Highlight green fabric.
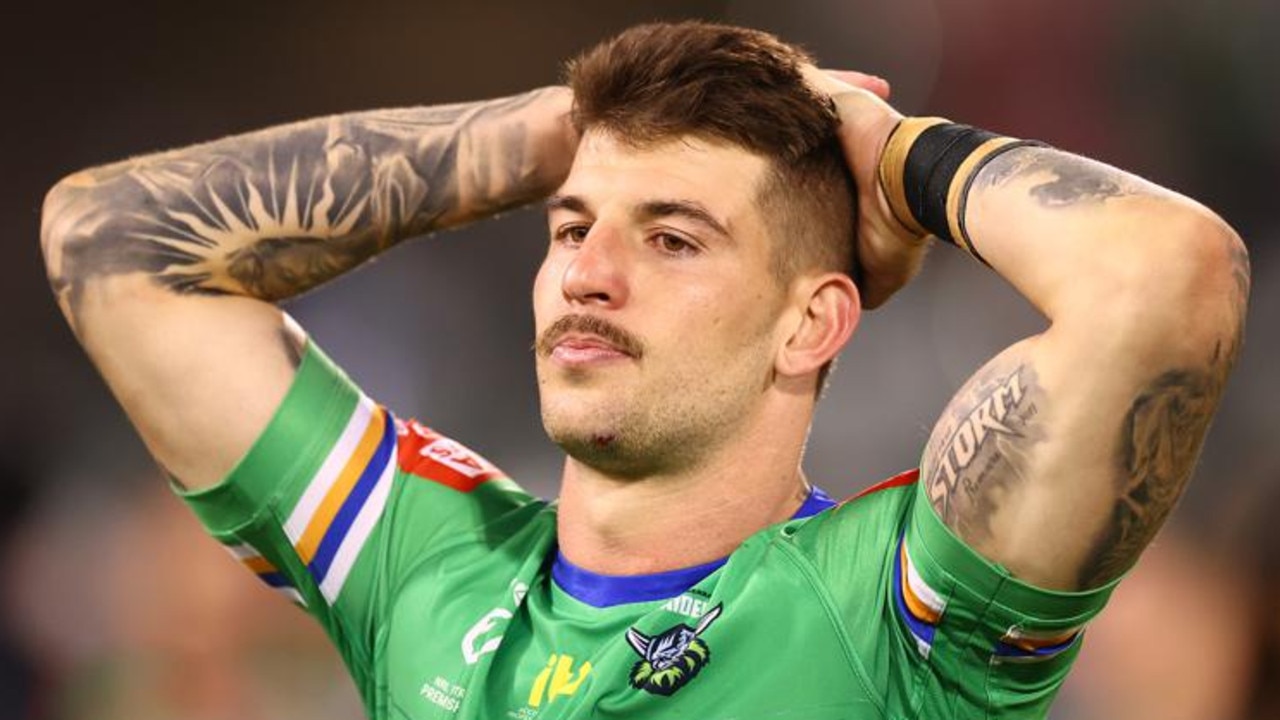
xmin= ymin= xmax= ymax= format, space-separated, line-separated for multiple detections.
xmin=176 ymin=342 xmax=1118 ymax=719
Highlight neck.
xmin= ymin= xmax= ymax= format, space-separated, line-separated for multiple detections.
xmin=556 ymin=398 xmax=813 ymax=575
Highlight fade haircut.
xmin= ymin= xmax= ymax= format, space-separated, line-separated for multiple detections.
xmin=565 ymin=21 xmax=857 ymax=284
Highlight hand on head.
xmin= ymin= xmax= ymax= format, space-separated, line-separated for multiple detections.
xmin=801 ymin=66 xmax=933 ymax=309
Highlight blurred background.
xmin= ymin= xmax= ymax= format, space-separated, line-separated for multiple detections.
xmin=2 ymin=0 xmax=1276 ymax=718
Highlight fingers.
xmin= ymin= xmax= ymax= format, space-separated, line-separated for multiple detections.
xmin=800 ymin=65 xmax=892 ymax=101
xmin=799 ymin=64 xmax=924 ymax=310
xmin=825 ymin=70 xmax=892 ymax=101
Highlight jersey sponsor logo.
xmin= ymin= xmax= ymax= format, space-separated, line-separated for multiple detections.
xmin=527 ymin=653 xmax=592 ymax=708
xmin=461 ymin=580 xmax=529 ymax=665
xmin=462 ymin=608 xmax=513 ymax=665
xmin=396 ymin=419 xmax=502 ymax=492
xmin=625 ymin=603 xmax=723 ymax=696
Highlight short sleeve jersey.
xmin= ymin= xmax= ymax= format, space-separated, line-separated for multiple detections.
xmin=178 ymin=342 xmax=1119 ymax=719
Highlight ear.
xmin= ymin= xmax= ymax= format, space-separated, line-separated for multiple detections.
xmin=776 ymin=273 xmax=861 ymax=380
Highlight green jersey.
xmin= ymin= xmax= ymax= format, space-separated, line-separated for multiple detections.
xmin=178 ymin=342 xmax=1117 ymax=719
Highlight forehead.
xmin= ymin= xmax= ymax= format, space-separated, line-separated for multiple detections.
xmin=557 ymin=131 xmax=773 ymax=226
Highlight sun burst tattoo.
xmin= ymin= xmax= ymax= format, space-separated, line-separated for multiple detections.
xmin=42 ymin=88 xmax=567 ymax=328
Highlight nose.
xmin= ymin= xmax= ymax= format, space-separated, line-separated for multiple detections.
xmin=561 ymin=225 xmax=630 ymax=308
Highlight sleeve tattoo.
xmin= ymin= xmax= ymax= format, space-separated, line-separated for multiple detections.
xmin=926 ymin=147 xmax=1250 ymax=589
xmin=42 ymin=88 xmax=565 ymax=329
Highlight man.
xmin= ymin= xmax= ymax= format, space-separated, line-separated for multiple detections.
xmin=40 ymin=20 xmax=1246 ymax=719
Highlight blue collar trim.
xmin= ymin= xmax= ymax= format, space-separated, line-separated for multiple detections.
xmin=552 ymin=485 xmax=837 ymax=608
xmin=793 ymin=485 xmax=836 ymax=519
xmin=551 ymin=554 xmax=730 ymax=609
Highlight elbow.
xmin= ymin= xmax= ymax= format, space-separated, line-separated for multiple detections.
xmin=40 ymin=174 xmax=94 ymax=280
xmin=41 ymin=173 xmax=113 ymax=328
xmin=40 ymin=180 xmax=70 ymax=261
xmin=40 ymin=178 xmax=79 ymax=292
xmin=1109 ymin=206 xmax=1249 ymax=358
xmin=1161 ymin=207 xmax=1247 ymax=336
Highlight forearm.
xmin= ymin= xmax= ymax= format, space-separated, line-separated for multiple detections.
xmin=961 ymin=145 xmax=1248 ymax=353
xmin=42 ymin=86 xmax=575 ymax=321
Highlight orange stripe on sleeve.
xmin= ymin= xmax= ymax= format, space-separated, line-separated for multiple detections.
xmin=899 ymin=544 xmax=942 ymax=624
xmin=296 ymin=407 xmax=385 ymax=563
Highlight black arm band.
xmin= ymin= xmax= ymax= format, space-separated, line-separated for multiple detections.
xmin=903 ymin=123 xmax=1003 ymax=244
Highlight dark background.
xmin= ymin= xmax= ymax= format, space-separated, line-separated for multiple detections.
xmin=1 ymin=1 xmax=1276 ymax=718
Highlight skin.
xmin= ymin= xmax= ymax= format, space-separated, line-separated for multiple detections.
xmin=815 ymin=74 xmax=1249 ymax=590
xmin=536 ymin=132 xmax=858 ymax=573
xmin=40 ymin=87 xmax=580 ymax=489
xmin=39 ymin=62 xmax=1246 ymax=595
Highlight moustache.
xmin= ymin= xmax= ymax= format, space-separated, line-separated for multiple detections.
xmin=535 ymin=314 xmax=645 ymax=360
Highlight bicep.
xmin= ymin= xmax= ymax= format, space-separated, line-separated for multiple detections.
xmin=921 ymin=320 xmax=1231 ymax=591
xmin=72 ymin=278 xmax=303 ymax=489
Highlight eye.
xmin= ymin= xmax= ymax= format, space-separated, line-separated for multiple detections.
xmin=553 ymin=224 xmax=590 ymax=245
xmin=652 ymin=232 xmax=698 ymax=256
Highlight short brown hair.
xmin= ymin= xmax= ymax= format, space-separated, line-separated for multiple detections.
xmin=565 ymin=21 xmax=857 ymax=283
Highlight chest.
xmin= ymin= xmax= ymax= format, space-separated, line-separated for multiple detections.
xmin=377 ymin=543 xmax=881 ymax=720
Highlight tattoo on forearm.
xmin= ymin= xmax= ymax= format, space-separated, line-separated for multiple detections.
xmin=925 ymin=363 xmax=1045 ymax=544
xmin=977 ymin=147 xmax=1136 ymax=208
xmin=42 ymin=88 xmax=564 ymax=328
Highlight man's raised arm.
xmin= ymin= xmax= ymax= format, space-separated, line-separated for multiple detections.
xmin=917 ymin=142 xmax=1247 ymax=591
xmin=40 ymin=87 xmax=576 ymax=489
xmin=816 ymin=74 xmax=1248 ymax=592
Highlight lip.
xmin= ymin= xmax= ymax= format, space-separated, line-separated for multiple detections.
xmin=549 ymin=334 xmax=634 ymax=366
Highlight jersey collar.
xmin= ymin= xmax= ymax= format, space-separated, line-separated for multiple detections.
xmin=551 ymin=485 xmax=836 ymax=608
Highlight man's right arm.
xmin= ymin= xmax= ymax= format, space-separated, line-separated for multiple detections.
xmin=40 ymin=87 xmax=576 ymax=489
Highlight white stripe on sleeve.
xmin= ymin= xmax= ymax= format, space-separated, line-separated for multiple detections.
xmin=318 ymin=452 xmax=397 ymax=604
xmin=284 ymin=394 xmax=377 ymax=545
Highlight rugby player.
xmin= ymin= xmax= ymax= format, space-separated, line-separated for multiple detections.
xmin=40 ymin=21 xmax=1248 ymax=719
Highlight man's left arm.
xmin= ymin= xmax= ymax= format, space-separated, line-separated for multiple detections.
xmin=812 ymin=70 xmax=1247 ymax=592
xmin=919 ymin=143 xmax=1248 ymax=592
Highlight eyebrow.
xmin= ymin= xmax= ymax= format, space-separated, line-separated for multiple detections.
xmin=546 ymin=194 xmax=733 ymax=241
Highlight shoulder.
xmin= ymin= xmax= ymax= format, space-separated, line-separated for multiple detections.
xmin=386 ymin=416 xmax=546 ymax=540
xmin=795 ymin=470 xmax=919 ymax=538
xmin=779 ymin=470 xmax=920 ymax=575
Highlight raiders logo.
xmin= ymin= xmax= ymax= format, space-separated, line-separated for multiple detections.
xmin=624 ymin=604 xmax=722 ymax=696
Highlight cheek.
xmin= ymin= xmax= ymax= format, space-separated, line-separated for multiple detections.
xmin=669 ymin=298 xmax=779 ymax=367
xmin=532 ymin=258 xmax=561 ymax=322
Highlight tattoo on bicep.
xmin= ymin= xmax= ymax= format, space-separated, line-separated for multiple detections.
xmin=1077 ymin=235 xmax=1249 ymax=587
xmin=1078 ymin=330 xmax=1242 ymax=588
xmin=976 ymin=147 xmax=1137 ymax=208
xmin=925 ymin=363 xmax=1047 ymax=544
xmin=1077 ymin=367 xmax=1219 ymax=587
xmin=44 ymin=89 xmax=552 ymax=326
